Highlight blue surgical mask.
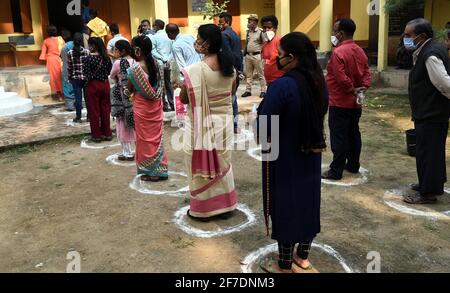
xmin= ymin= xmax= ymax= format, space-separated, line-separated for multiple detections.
xmin=403 ymin=36 xmax=420 ymax=51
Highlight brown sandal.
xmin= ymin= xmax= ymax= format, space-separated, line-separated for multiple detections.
xmin=403 ymin=194 xmax=437 ymax=205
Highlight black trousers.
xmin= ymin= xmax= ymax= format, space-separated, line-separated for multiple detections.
xmin=329 ymin=107 xmax=363 ymax=177
xmin=278 ymin=241 xmax=313 ymax=270
xmin=415 ymin=121 xmax=449 ymax=197
xmin=163 ymin=67 xmax=174 ymax=111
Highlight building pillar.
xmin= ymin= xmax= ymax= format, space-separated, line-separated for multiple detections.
xmin=275 ymin=0 xmax=290 ymax=36
xmin=153 ymin=0 xmax=169 ymax=23
xmin=377 ymin=0 xmax=389 ymax=72
xmin=30 ymin=0 xmax=43 ymax=51
xmin=319 ymin=0 xmax=333 ymax=52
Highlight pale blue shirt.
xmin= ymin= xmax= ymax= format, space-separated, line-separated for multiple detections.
xmin=172 ymin=34 xmax=201 ymax=71
xmin=150 ymin=30 xmax=173 ymax=64
xmin=107 ymin=34 xmax=128 ymax=56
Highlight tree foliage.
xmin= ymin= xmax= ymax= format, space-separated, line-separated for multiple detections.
xmin=201 ymin=0 xmax=230 ymax=20
xmin=385 ymin=0 xmax=424 ymax=13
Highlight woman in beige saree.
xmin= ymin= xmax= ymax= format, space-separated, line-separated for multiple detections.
xmin=180 ymin=24 xmax=238 ymax=220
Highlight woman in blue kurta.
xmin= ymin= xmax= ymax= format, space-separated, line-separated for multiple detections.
xmin=258 ymin=32 xmax=329 ymax=273
xmin=61 ymin=32 xmax=75 ymax=111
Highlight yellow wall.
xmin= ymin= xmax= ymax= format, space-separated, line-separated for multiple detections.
xmin=129 ymin=0 xmax=155 ymax=38
xmin=350 ymin=0 xmax=370 ymax=41
xmin=0 ymin=0 xmax=42 ymax=52
xmin=428 ymin=0 xmax=450 ymax=29
xmin=240 ymin=0 xmax=276 ymax=40
xmin=290 ymin=0 xmax=370 ymax=42
xmin=181 ymin=0 xmax=214 ymax=36
xmin=290 ymin=0 xmax=320 ymax=41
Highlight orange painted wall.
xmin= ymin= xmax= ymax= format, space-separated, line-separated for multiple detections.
xmin=168 ymin=0 xmax=189 ymax=27
xmin=89 ymin=0 xmax=132 ymax=41
xmin=0 ymin=50 xmax=44 ymax=67
xmin=0 ymin=0 xmax=14 ymax=34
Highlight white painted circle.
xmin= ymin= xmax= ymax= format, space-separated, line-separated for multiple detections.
xmin=321 ymin=164 xmax=369 ymax=187
xmin=80 ymin=138 xmax=121 ymax=150
xmin=173 ymin=204 xmax=257 ymax=238
xmin=106 ymin=154 xmax=135 ymax=167
xmin=129 ymin=171 xmax=189 ymax=197
xmin=241 ymin=242 xmax=355 ymax=273
xmin=234 ymin=129 xmax=254 ymax=145
xmin=65 ymin=119 xmax=88 ymax=128
xmin=383 ymin=188 xmax=450 ymax=221
xmin=247 ymin=149 xmax=369 ymax=188
xmin=50 ymin=108 xmax=87 ymax=116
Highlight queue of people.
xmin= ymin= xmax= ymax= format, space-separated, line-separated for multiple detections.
xmin=38 ymin=11 xmax=449 ymax=274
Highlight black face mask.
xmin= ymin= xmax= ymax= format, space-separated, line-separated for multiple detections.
xmin=276 ymin=56 xmax=292 ymax=71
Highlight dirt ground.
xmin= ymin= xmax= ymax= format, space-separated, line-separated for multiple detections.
xmin=0 ymin=92 xmax=449 ymax=273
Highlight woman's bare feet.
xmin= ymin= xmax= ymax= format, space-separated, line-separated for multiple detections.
xmin=293 ymin=256 xmax=319 ymax=273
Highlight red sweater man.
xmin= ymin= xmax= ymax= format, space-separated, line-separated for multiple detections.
xmin=323 ymin=19 xmax=372 ymax=181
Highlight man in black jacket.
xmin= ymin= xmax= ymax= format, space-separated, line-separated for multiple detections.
xmin=404 ymin=18 xmax=450 ymax=204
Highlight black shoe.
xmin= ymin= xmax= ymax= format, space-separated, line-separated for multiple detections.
xmin=322 ymin=171 xmax=342 ymax=181
xmin=90 ymin=137 xmax=103 ymax=143
xmin=345 ymin=166 xmax=360 ymax=174
xmin=73 ymin=118 xmax=82 ymax=124
xmin=410 ymin=183 xmax=421 ymax=192
xmin=260 ymin=92 xmax=266 ymax=99
xmin=102 ymin=136 xmax=113 ymax=142
xmin=242 ymin=91 xmax=252 ymax=98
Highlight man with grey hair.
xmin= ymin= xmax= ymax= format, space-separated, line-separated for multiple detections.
xmin=403 ymin=18 xmax=450 ymax=205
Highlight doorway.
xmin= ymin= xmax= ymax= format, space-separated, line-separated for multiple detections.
xmin=46 ymin=0 xmax=83 ymax=35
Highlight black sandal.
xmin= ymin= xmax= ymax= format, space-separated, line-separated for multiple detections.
xmin=141 ymin=175 xmax=160 ymax=182
xmin=118 ymin=155 xmax=134 ymax=162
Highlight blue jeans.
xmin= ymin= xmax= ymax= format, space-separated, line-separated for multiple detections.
xmin=233 ymin=79 xmax=240 ymax=130
xmin=71 ymin=80 xmax=86 ymax=119
xmin=233 ymin=95 xmax=238 ymax=130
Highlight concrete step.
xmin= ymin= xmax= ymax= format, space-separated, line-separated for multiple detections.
xmin=0 ymin=96 xmax=34 ymax=117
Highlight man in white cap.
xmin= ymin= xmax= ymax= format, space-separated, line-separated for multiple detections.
xmin=242 ymin=14 xmax=267 ymax=99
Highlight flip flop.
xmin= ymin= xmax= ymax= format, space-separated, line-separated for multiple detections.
xmin=260 ymin=258 xmax=292 ymax=274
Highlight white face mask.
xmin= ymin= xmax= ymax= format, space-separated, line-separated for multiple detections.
xmin=331 ymin=36 xmax=339 ymax=47
xmin=264 ymin=31 xmax=275 ymax=42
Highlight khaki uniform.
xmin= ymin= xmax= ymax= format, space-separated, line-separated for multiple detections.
xmin=244 ymin=28 xmax=267 ymax=93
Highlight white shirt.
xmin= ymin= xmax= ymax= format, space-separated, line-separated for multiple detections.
xmin=107 ymin=34 xmax=128 ymax=54
xmin=413 ymin=39 xmax=450 ymax=99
